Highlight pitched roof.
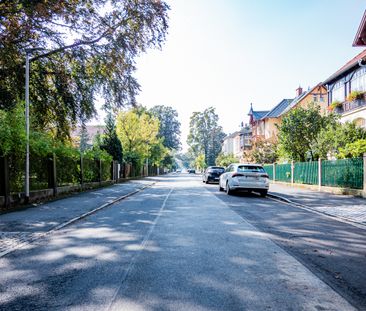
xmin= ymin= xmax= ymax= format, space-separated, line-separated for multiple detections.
xmin=262 ymin=99 xmax=293 ymax=118
xmin=353 ymin=10 xmax=366 ymax=46
xmin=323 ymin=49 xmax=366 ymax=84
xmin=252 ymin=110 xmax=269 ymax=120
xmin=281 ymin=83 xmax=324 ymax=115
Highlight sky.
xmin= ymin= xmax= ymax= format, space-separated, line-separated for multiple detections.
xmin=94 ymin=0 xmax=366 ymax=151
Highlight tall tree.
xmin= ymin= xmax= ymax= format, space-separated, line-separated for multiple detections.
xmin=115 ymin=108 xmax=160 ymax=165
xmin=149 ymin=105 xmax=181 ymax=150
xmin=313 ymin=121 xmax=366 ymax=159
xmin=187 ymin=107 xmax=225 ymax=166
xmin=277 ymin=105 xmax=334 ymax=162
xmin=0 ymin=0 xmax=169 ymax=138
xmin=101 ymin=112 xmax=123 ymax=162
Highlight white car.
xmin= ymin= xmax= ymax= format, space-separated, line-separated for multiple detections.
xmin=219 ymin=163 xmax=269 ymax=196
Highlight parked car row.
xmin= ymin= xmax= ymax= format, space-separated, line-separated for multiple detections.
xmin=202 ymin=164 xmax=269 ymax=197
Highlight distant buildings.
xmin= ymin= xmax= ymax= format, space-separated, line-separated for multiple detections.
xmin=222 ymin=10 xmax=366 ymax=160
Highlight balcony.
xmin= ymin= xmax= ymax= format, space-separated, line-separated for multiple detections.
xmin=330 ymin=98 xmax=366 ymax=114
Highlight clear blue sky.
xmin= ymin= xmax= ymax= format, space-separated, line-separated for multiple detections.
xmin=132 ymin=0 xmax=365 ymax=151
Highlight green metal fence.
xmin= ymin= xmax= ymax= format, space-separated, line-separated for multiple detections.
xmin=294 ymin=161 xmax=318 ymax=185
xmin=263 ymin=164 xmax=273 ymax=180
xmin=322 ymin=158 xmax=363 ymax=189
xmin=275 ymin=163 xmax=292 ymax=182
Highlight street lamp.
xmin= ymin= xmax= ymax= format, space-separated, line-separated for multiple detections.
xmin=24 ymin=48 xmax=44 ymax=202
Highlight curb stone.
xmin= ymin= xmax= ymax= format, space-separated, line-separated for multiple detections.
xmin=0 ymin=182 xmax=155 ymax=259
xmin=267 ymin=192 xmax=366 ymax=230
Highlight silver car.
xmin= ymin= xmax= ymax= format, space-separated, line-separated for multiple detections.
xmin=219 ymin=163 xmax=269 ymax=196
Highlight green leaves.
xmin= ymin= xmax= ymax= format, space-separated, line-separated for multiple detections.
xmin=149 ymin=105 xmax=181 ymax=150
xmin=188 ymin=107 xmax=225 ymax=166
xmin=277 ymin=105 xmax=333 ymax=161
xmin=215 ymin=153 xmax=238 ymax=167
xmin=0 ymin=0 xmax=169 ymax=137
xmin=116 ymin=108 xmax=161 ymax=165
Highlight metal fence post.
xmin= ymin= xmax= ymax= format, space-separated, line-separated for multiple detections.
xmin=273 ymin=163 xmax=276 ymax=183
xmin=47 ymin=153 xmax=57 ymax=196
xmin=363 ymin=153 xmax=366 ymax=196
xmin=318 ymin=158 xmax=322 ymax=191
xmin=80 ymin=155 xmax=84 ymax=188
xmin=0 ymin=156 xmax=10 ymax=208
xmin=291 ymin=160 xmax=294 ymax=185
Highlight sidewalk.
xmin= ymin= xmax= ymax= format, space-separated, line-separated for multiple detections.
xmin=269 ymin=183 xmax=366 ymax=226
xmin=0 ymin=179 xmax=155 ymax=257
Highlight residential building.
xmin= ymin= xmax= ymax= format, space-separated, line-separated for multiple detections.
xmin=221 ymin=131 xmax=242 ymax=159
xmin=239 ymin=124 xmax=252 ymax=152
xmin=71 ymin=125 xmax=105 ymax=147
xmin=322 ymin=11 xmax=366 ymax=128
xmin=282 ymin=84 xmax=328 ymax=116
xmin=260 ymin=98 xmax=293 ymax=140
xmin=248 ymin=104 xmax=269 ymax=142
xmin=323 ymin=50 xmax=366 ymax=128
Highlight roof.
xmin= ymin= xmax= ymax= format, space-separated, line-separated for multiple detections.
xmin=262 ymin=99 xmax=293 ymax=119
xmin=323 ymin=49 xmax=366 ymax=84
xmin=281 ymin=83 xmax=324 ymax=115
xmin=353 ymin=10 xmax=366 ymax=46
xmin=252 ymin=110 xmax=269 ymax=120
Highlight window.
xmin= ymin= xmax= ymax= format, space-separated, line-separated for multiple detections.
xmin=319 ymin=94 xmax=324 ymax=102
xmin=313 ymin=95 xmax=318 ymax=102
xmin=331 ymin=80 xmax=345 ymax=102
xmin=351 ymin=67 xmax=366 ymax=92
xmin=237 ymin=165 xmax=265 ymax=173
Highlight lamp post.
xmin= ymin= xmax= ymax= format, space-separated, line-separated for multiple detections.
xmin=24 ymin=48 xmax=44 ymax=202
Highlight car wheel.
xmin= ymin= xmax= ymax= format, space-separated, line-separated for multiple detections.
xmin=226 ymin=182 xmax=233 ymax=195
xmin=219 ymin=183 xmax=224 ymax=191
xmin=260 ymin=190 xmax=268 ymax=197
xmin=205 ymin=179 xmax=209 ymax=184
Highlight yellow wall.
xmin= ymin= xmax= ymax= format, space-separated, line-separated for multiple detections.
xmin=291 ymin=85 xmax=328 ymax=116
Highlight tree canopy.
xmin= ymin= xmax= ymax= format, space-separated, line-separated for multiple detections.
xmin=149 ymin=105 xmax=181 ymax=150
xmin=277 ymin=105 xmax=334 ymax=161
xmin=0 ymin=0 xmax=169 ymax=139
xmin=187 ymin=107 xmax=225 ymax=166
xmin=115 ymin=108 xmax=161 ymax=165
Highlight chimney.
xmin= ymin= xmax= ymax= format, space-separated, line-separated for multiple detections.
xmin=296 ymin=86 xmax=303 ymax=97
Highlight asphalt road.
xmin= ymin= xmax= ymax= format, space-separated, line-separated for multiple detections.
xmin=203 ymin=176 xmax=366 ymax=311
xmin=0 ymin=174 xmax=362 ymax=310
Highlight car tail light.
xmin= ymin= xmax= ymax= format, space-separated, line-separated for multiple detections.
xmin=260 ymin=173 xmax=269 ymax=178
xmin=232 ymin=173 xmax=244 ymax=178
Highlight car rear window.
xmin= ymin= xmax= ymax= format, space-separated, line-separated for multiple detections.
xmin=237 ymin=165 xmax=265 ymax=173
xmin=209 ymin=167 xmax=225 ymax=172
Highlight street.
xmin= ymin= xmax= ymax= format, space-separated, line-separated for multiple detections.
xmin=0 ymin=174 xmax=365 ymax=310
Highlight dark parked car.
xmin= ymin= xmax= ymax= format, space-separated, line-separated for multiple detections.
xmin=188 ymin=169 xmax=196 ymax=174
xmin=202 ymin=166 xmax=225 ymax=184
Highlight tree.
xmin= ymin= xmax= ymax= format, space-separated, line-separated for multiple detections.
xmin=194 ymin=154 xmax=206 ymax=171
xmin=187 ymin=107 xmax=226 ymax=166
xmin=149 ymin=105 xmax=181 ymax=150
xmin=101 ymin=112 xmax=123 ymax=162
xmin=248 ymin=139 xmax=278 ymax=164
xmin=215 ymin=153 xmax=238 ymax=167
xmin=115 ymin=108 xmax=160 ymax=166
xmin=0 ymin=1 xmax=169 ymax=138
xmin=339 ymin=139 xmax=366 ymax=158
xmin=277 ymin=105 xmax=334 ymax=162
xmin=313 ymin=121 xmax=366 ymax=159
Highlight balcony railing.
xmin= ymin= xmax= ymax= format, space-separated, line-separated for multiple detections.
xmin=335 ymin=98 xmax=366 ymax=114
